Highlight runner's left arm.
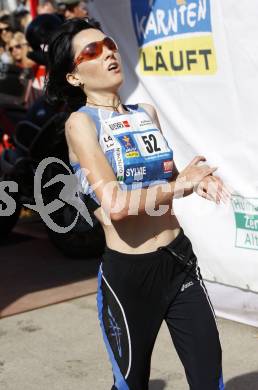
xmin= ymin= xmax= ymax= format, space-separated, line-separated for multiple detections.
xmin=139 ymin=103 xmax=231 ymax=203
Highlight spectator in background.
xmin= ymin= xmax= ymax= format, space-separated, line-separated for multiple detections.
xmin=9 ymin=32 xmax=35 ymax=68
xmin=0 ymin=14 xmax=14 ymax=48
xmin=13 ymin=9 xmax=32 ymax=32
xmin=0 ymin=37 xmax=11 ymax=64
xmin=37 ymin=0 xmax=65 ymax=22
xmin=0 ymin=15 xmax=14 ymax=64
xmin=37 ymin=0 xmax=58 ymax=15
xmin=57 ymin=0 xmax=89 ymax=20
xmin=15 ymin=0 xmax=29 ymax=14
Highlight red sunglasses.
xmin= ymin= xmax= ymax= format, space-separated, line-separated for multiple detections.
xmin=74 ymin=36 xmax=118 ymax=66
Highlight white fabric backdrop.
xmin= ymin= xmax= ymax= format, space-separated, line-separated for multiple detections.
xmin=87 ymin=0 xmax=258 ymax=326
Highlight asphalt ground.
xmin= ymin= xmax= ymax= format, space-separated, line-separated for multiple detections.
xmin=0 ymin=293 xmax=258 ymax=390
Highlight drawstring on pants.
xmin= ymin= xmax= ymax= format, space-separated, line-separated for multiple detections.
xmin=157 ymin=245 xmax=196 ymax=269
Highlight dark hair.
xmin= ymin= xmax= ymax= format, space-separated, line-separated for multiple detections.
xmin=12 ymin=9 xmax=30 ymax=33
xmin=0 ymin=14 xmax=15 ymax=32
xmin=25 ymin=13 xmax=63 ymax=65
xmin=45 ymin=17 xmax=102 ymax=112
xmin=0 ymin=14 xmax=11 ymax=25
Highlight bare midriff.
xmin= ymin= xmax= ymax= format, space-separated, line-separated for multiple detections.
xmin=94 ymin=203 xmax=181 ymax=254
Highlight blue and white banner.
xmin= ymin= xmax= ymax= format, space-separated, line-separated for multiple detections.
xmin=131 ymin=0 xmax=216 ymax=76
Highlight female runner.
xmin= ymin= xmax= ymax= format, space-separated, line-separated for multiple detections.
xmin=46 ymin=18 xmax=229 ymax=390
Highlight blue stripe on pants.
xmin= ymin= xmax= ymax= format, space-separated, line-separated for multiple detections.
xmin=219 ymin=369 xmax=225 ymax=389
xmin=97 ymin=264 xmax=130 ymax=390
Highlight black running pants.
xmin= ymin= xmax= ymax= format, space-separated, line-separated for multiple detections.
xmin=97 ymin=227 xmax=225 ymax=390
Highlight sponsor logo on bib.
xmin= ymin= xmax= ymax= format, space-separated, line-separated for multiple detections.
xmin=109 ymin=120 xmax=131 ymax=131
xmin=102 ymin=134 xmax=115 ymax=151
xmin=139 ymin=118 xmax=153 ymax=127
xmin=118 ymin=134 xmax=140 ymax=158
xmin=115 ymin=147 xmax=124 ymax=181
xmin=163 ymin=160 xmax=173 ymax=173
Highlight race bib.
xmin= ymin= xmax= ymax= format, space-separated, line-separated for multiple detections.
xmin=100 ymin=112 xmax=173 ymax=184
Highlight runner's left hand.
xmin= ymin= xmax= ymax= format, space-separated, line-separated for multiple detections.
xmin=194 ymin=174 xmax=232 ymax=204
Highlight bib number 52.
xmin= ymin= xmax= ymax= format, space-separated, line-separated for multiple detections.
xmin=141 ymin=134 xmax=161 ymax=154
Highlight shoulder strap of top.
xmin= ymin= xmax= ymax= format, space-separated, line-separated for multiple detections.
xmin=76 ymin=105 xmax=103 ymax=137
xmin=76 ymin=103 xmax=147 ymax=135
xmin=125 ymin=103 xmax=146 ymax=114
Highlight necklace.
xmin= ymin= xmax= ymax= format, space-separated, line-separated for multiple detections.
xmin=86 ymin=98 xmax=121 ymax=112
